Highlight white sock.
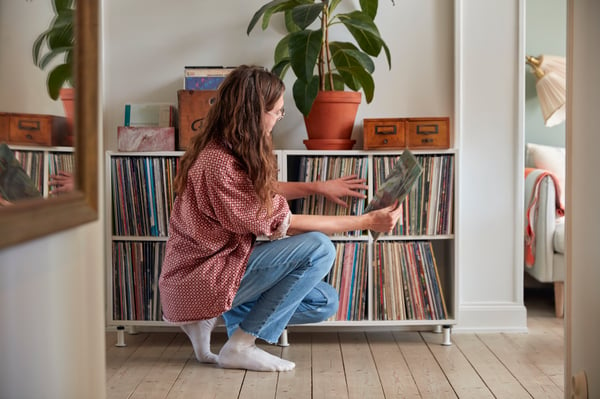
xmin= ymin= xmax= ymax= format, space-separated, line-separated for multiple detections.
xmin=217 ymin=329 xmax=295 ymax=372
xmin=180 ymin=318 xmax=218 ymax=363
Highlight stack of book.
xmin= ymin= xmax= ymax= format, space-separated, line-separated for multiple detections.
xmin=183 ymin=66 xmax=236 ymax=90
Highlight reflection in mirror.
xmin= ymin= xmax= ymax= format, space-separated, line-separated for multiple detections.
xmin=0 ymin=0 xmax=74 ymax=203
xmin=0 ymin=0 xmax=98 ymax=248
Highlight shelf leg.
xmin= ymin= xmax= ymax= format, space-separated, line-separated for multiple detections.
xmin=115 ymin=326 xmax=127 ymax=347
xmin=433 ymin=325 xmax=442 ymax=333
xmin=127 ymin=325 xmax=138 ymax=335
xmin=441 ymin=325 xmax=452 ymax=346
xmin=278 ymin=329 xmax=290 ymax=347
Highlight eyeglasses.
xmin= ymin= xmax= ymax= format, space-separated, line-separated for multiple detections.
xmin=267 ymin=107 xmax=285 ymax=121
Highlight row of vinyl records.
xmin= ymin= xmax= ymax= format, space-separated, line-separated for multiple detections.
xmin=110 ymin=154 xmax=453 ymax=238
xmin=292 ymin=154 xmax=454 ymax=237
xmin=291 ymin=156 xmax=367 ymax=237
xmin=13 ymin=150 xmax=75 ymax=193
xmin=112 ymin=240 xmax=446 ymax=322
xmin=110 ymin=156 xmax=178 ymax=237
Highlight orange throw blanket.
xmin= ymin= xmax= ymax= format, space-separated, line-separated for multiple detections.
xmin=524 ymin=168 xmax=565 ymax=267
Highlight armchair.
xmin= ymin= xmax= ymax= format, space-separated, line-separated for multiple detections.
xmin=524 ymin=167 xmax=565 ymax=318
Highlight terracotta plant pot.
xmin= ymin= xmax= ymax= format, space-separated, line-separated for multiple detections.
xmin=59 ymin=88 xmax=75 ymax=146
xmin=303 ymin=91 xmax=361 ymax=150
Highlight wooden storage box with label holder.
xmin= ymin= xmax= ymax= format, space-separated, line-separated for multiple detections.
xmin=177 ymin=90 xmax=218 ymax=150
xmin=406 ymin=117 xmax=450 ymax=149
xmin=0 ymin=112 xmax=70 ymax=146
xmin=363 ymin=118 xmax=406 ymax=149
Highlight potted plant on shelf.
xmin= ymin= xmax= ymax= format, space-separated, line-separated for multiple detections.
xmin=32 ymin=0 xmax=75 ymax=139
xmin=248 ymin=0 xmax=393 ymax=150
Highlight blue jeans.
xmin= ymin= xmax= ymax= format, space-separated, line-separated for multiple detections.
xmin=222 ymin=232 xmax=338 ymax=344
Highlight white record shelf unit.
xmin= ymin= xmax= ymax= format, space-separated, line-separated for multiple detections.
xmin=106 ymin=149 xmax=457 ymax=345
xmin=8 ymin=144 xmax=75 ymax=198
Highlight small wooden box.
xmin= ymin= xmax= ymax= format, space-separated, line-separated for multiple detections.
xmin=177 ymin=90 xmax=218 ymax=150
xmin=363 ymin=118 xmax=406 ymax=149
xmin=0 ymin=113 xmax=9 ymax=142
xmin=406 ymin=117 xmax=450 ymax=149
xmin=2 ymin=112 xmax=70 ymax=146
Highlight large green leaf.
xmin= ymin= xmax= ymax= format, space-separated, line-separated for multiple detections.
xmin=47 ymin=24 xmax=72 ymax=50
xmin=272 ymin=59 xmax=291 ymax=79
xmin=336 ymin=65 xmax=375 ymax=102
xmin=39 ymin=47 xmax=71 ymax=70
xmin=274 ymin=35 xmax=291 ymax=62
xmin=330 ymin=41 xmax=375 ymax=74
xmin=47 ymin=63 xmax=71 ymax=100
xmin=52 ymin=0 xmax=73 ymax=13
xmin=337 ymin=11 xmax=384 ymax=57
xmin=329 ymin=0 xmax=343 ymax=14
xmin=289 ymin=29 xmax=322 ymax=82
xmin=291 ymin=3 xmax=324 ymax=30
xmin=292 ymin=76 xmax=319 ymax=116
xmin=247 ymin=0 xmax=310 ymax=34
xmin=323 ymin=73 xmax=345 ymax=91
xmin=359 ymin=0 xmax=378 ymax=19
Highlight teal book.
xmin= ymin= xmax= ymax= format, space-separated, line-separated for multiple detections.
xmin=0 ymin=143 xmax=42 ymax=202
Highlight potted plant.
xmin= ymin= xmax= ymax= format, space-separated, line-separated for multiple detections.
xmin=247 ymin=0 xmax=393 ymax=149
xmin=32 ymin=0 xmax=75 ymax=137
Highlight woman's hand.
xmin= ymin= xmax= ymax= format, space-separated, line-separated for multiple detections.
xmin=366 ymin=201 xmax=402 ymax=233
xmin=317 ymin=174 xmax=367 ymax=207
xmin=49 ymin=171 xmax=74 ymax=194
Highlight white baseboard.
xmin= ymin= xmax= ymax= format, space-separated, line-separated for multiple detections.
xmin=454 ymin=302 xmax=528 ymax=333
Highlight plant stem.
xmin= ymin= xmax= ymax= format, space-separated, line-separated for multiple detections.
xmin=323 ymin=3 xmax=334 ymax=90
xmin=319 ymin=3 xmax=327 ymax=91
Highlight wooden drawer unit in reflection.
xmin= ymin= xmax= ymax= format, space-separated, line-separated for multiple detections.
xmin=1 ymin=112 xmax=70 ymax=147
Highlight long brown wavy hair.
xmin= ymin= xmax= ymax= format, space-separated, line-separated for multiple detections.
xmin=174 ymin=65 xmax=284 ymax=215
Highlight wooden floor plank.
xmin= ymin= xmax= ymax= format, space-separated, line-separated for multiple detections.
xmin=477 ymin=332 xmax=563 ymax=398
xmin=501 ymin=328 xmax=564 ymax=391
xmin=311 ymin=332 xmax=348 ymax=399
xmin=338 ymin=332 xmax=385 ymax=399
xmin=422 ymin=332 xmax=494 ymax=399
xmin=105 ymin=300 xmax=565 ymax=399
xmin=451 ymin=333 xmax=532 ymax=399
xmin=105 ymin=332 xmax=152 ymax=381
xmin=165 ymin=361 xmax=245 ymax=399
xmin=277 ymin=332 xmax=313 ymax=399
xmin=392 ymin=331 xmax=457 ymax=398
xmin=366 ymin=331 xmax=421 ymax=398
xmin=106 ymin=333 xmax=177 ymax=399
xmin=129 ymin=333 xmax=192 ymax=399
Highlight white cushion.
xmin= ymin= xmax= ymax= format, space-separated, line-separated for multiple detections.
xmin=554 ymin=217 xmax=565 ymax=254
xmin=526 ymin=143 xmax=565 ymax=204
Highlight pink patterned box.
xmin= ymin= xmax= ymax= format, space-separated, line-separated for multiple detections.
xmin=117 ymin=126 xmax=175 ymax=152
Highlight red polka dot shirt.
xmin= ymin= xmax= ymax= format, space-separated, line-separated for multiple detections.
xmin=159 ymin=140 xmax=291 ymax=323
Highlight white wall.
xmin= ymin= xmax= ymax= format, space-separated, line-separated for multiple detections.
xmin=455 ymin=0 xmax=526 ymax=331
xmin=0 ymin=225 xmax=106 ymax=399
xmin=0 ymin=2 xmax=106 ymax=398
xmin=102 ymin=0 xmax=454 ymax=151
xmin=103 ymin=0 xmax=525 ymax=332
xmin=567 ymin=1 xmax=600 ymax=396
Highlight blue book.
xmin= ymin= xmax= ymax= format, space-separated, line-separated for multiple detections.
xmin=183 ymin=66 xmax=236 ymax=90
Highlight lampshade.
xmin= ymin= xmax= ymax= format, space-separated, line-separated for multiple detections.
xmin=526 ymin=55 xmax=566 ymax=127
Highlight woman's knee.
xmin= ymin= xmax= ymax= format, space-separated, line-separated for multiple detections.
xmin=303 ymin=231 xmax=336 ymax=264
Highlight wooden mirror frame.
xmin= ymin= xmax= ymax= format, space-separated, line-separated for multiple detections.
xmin=0 ymin=0 xmax=98 ymax=248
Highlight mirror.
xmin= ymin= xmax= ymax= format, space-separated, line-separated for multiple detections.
xmin=0 ymin=0 xmax=98 ymax=248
